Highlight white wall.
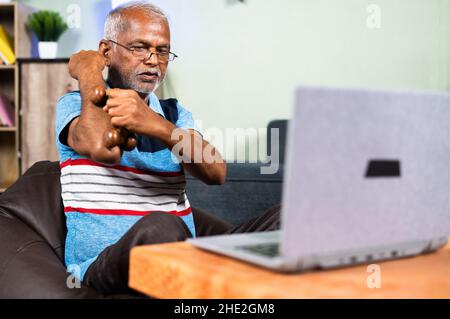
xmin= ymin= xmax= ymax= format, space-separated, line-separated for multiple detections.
xmin=20 ymin=0 xmax=450 ymax=161
xmin=150 ymin=0 xmax=450 ymax=161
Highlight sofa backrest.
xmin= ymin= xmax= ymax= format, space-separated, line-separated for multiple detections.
xmin=267 ymin=119 xmax=288 ymax=165
xmin=186 ymin=163 xmax=283 ymax=225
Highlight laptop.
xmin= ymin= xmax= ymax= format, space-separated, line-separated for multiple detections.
xmin=188 ymin=86 xmax=450 ymax=272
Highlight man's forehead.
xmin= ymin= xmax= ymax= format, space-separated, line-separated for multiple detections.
xmin=118 ymin=10 xmax=170 ymax=44
xmin=120 ymin=9 xmax=169 ymax=30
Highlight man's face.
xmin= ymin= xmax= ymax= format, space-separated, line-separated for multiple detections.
xmin=106 ymin=10 xmax=171 ymax=94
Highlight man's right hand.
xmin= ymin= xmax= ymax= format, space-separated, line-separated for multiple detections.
xmin=68 ymin=50 xmax=108 ymax=106
xmin=68 ymin=50 xmax=106 ymax=80
xmin=66 ymin=50 xmax=137 ymax=164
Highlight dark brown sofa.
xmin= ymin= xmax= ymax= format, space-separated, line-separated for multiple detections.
xmin=0 ymin=161 xmax=133 ymax=298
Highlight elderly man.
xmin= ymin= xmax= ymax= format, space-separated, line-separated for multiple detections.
xmin=56 ymin=1 xmax=280 ymax=295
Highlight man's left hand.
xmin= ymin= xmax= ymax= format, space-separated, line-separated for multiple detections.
xmin=104 ymin=89 xmax=169 ymax=139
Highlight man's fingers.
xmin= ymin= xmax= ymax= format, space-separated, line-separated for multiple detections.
xmin=103 ymin=106 xmax=123 ymax=117
xmin=103 ymin=102 xmax=124 ymax=115
xmin=105 ymin=98 xmax=121 ymax=111
xmin=111 ymin=116 xmax=127 ymax=128
xmin=106 ymin=88 xmax=133 ymax=98
xmin=105 ymin=88 xmax=122 ymax=98
xmin=105 ymin=89 xmax=130 ymax=110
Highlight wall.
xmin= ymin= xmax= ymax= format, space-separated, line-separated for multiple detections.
xmin=18 ymin=0 xmax=111 ymax=56
xmin=18 ymin=0 xmax=450 ymax=161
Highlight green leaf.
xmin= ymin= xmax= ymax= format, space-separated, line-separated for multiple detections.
xmin=27 ymin=15 xmax=43 ymax=40
xmin=26 ymin=10 xmax=68 ymax=41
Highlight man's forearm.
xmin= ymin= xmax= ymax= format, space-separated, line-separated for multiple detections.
xmin=179 ymin=137 xmax=227 ymax=185
xmin=70 ymin=101 xmax=122 ymax=164
xmin=149 ymin=120 xmax=226 ymax=185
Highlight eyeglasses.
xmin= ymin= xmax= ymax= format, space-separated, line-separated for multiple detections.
xmin=107 ymin=39 xmax=178 ymax=63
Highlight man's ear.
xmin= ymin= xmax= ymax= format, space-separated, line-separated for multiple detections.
xmin=99 ymin=39 xmax=112 ymax=67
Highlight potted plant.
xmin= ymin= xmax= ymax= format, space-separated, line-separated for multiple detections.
xmin=26 ymin=10 xmax=68 ymax=59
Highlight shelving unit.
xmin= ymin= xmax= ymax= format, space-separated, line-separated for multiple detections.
xmin=0 ymin=3 xmax=32 ymax=193
xmin=0 ymin=64 xmax=14 ymax=70
xmin=19 ymin=59 xmax=79 ymax=174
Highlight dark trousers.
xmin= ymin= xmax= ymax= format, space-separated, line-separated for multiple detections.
xmin=83 ymin=205 xmax=281 ymax=295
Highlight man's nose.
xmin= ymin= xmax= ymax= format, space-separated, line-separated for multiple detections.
xmin=143 ymin=52 xmax=159 ymax=65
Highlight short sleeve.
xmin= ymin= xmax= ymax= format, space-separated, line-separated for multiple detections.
xmin=55 ymin=91 xmax=82 ymax=160
xmin=175 ymin=102 xmax=201 ymax=134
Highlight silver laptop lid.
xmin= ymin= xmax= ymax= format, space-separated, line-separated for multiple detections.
xmin=281 ymin=86 xmax=450 ymax=258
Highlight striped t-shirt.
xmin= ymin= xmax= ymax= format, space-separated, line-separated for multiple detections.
xmin=55 ymin=91 xmax=198 ymax=281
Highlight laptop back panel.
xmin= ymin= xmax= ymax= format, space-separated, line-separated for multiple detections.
xmin=281 ymin=87 xmax=450 ymax=259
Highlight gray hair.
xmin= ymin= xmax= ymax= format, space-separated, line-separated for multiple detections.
xmin=104 ymin=1 xmax=169 ymax=41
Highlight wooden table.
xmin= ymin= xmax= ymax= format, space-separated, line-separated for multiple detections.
xmin=129 ymin=240 xmax=450 ymax=299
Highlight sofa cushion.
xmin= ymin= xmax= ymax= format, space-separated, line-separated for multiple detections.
xmin=0 ymin=163 xmax=146 ymax=298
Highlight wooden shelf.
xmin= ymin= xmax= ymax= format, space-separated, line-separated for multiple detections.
xmin=0 ymin=3 xmax=14 ymax=12
xmin=0 ymin=127 xmax=16 ymax=132
xmin=0 ymin=65 xmax=15 ymax=70
xmin=0 ymin=2 xmax=32 ymax=187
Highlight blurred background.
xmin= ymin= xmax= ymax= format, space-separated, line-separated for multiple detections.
xmin=18 ymin=0 xmax=450 ymax=138
xmin=0 ymin=0 xmax=449 ymax=191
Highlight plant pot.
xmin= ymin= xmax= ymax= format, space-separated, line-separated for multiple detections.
xmin=38 ymin=41 xmax=58 ymax=59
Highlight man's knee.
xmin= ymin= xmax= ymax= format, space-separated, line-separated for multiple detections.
xmin=130 ymin=212 xmax=192 ymax=245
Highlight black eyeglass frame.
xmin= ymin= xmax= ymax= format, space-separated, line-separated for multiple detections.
xmin=107 ymin=39 xmax=178 ymax=62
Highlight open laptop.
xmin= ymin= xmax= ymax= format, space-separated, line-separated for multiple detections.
xmin=188 ymin=86 xmax=450 ymax=272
